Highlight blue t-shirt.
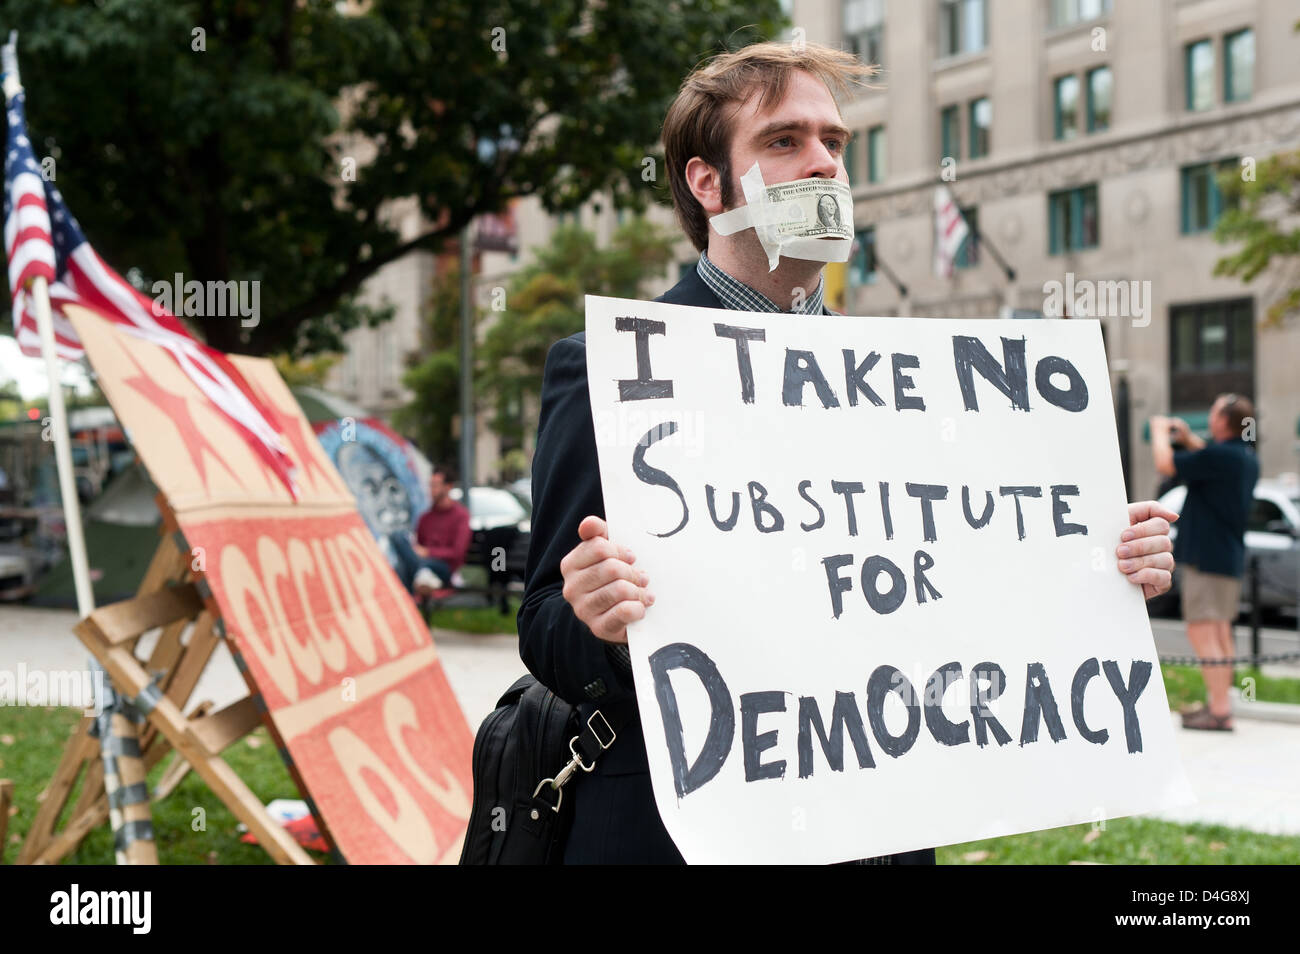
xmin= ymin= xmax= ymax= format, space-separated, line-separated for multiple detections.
xmin=1172 ymin=438 xmax=1260 ymax=578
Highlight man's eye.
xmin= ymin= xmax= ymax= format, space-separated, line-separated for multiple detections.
xmin=826 ymin=139 xmax=844 ymax=153
xmin=771 ymin=136 xmax=795 ymax=148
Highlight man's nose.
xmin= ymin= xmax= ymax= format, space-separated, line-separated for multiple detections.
xmin=803 ymin=139 xmax=840 ymax=180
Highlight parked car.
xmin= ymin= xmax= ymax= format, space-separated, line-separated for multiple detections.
xmin=0 ymin=549 xmax=36 ymax=601
xmin=450 ymin=486 xmax=531 ymax=585
xmin=1149 ymin=478 xmax=1300 ymax=618
xmin=508 ymin=476 xmax=531 ymax=507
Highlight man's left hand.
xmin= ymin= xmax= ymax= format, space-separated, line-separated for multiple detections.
xmin=1118 ymin=500 xmax=1178 ymax=600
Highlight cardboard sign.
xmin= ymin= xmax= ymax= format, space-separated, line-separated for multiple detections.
xmin=66 ymin=306 xmax=473 ymax=864
xmin=585 ymin=295 xmax=1193 ymax=864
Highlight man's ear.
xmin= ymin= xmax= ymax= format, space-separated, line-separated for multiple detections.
xmin=685 ymin=157 xmax=725 ymax=215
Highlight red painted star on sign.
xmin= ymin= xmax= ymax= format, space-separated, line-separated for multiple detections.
xmin=124 ymin=353 xmax=245 ymax=496
xmin=250 ymin=382 xmax=340 ymax=498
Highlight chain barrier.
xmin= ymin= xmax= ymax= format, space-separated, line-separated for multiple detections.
xmin=1158 ymin=650 xmax=1300 ymax=667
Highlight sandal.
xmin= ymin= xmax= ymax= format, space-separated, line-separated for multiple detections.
xmin=1181 ymin=707 xmax=1234 ymax=731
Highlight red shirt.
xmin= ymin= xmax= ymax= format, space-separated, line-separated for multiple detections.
xmin=416 ymin=500 xmax=472 ymax=572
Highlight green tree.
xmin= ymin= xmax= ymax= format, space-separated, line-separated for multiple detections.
xmin=0 ymin=377 xmax=21 ymax=422
xmin=4 ymin=0 xmax=782 ymax=356
xmin=479 ymin=217 xmax=677 ymax=449
xmin=272 ymin=353 xmax=341 ymax=389
xmin=393 ymin=268 xmax=467 ymax=466
xmin=1214 ymin=150 xmax=1300 ymax=327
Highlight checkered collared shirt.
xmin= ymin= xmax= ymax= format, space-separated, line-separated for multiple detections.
xmin=696 ymin=251 xmax=826 ymax=315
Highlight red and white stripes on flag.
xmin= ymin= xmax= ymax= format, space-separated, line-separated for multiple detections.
xmin=933 ymin=184 xmax=970 ymax=279
xmin=5 ymin=84 xmax=299 ymax=497
xmin=5 ymin=165 xmax=74 ymax=357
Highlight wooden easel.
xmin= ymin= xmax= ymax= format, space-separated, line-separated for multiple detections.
xmin=16 ymin=519 xmax=317 ymax=865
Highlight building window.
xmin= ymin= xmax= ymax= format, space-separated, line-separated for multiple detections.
xmin=940 ymin=104 xmax=961 ymax=160
xmin=1181 ymin=160 xmax=1236 ymax=234
xmin=1048 ymin=184 xmax=1099 ymax=254
xmin=1225 ymin=29 xmax=1254 ymax=103
xmin=850 ymin=227 xmax=877 ymax=285
xmin=939 ymin=0 xmax=986 ymax=58
xmin=384 ymin=328 xmax=399 ymax=376
xmin=341 ymin=346 xmax=357 ymax=393
xmin=1169 ymin=299 xmax=1254 ymax=411
xmin=844 ymin=0 xmax=885 ymax=65
xmin=968 ymin=98 xmax=991 ymax=159
xmin=1185 ymin=39 xmax=1214 ymax=112
xmin=1053 ymin=74 xmax=1079 ymax=140
xmin=955 ymin=206 xmax=979 ymax=268
xmin=867 ymin=125 xmax=887 ymax=183
xmin=1049 ymin=0 xmax=1111 ymax=28
xmin=1086 ymin=66 xmax=1112 ymax=132
xmin=845 ymin=134 xmax=859 ymax=185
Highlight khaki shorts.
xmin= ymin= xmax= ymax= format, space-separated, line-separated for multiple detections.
xmin=1180 ymin=565 xmax=1243 ymax=622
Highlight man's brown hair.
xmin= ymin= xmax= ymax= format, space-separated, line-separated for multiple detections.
xmin=1217 ymin=393 xmax=1255 ymax=439
xmin=662 ymin=42 xmax=876 ymax=252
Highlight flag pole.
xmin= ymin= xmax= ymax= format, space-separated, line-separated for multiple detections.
xmin=5 ymin=31 xmax=155 ymax=865
xmin=29 ymin=277 xmax=96 ymax=617
xmin=3 ymin=32 xmax=95 ymax=639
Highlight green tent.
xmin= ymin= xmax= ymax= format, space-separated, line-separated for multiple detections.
xmin=30 ymin=461 xmax=163 ymax=607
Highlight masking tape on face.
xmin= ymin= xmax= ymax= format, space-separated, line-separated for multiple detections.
xmin=709 ymin=161 xmax=854 ymax=271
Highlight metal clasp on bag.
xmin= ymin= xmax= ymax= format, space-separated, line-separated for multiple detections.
xmin=531 ymin=711 xmax=618 ymax=813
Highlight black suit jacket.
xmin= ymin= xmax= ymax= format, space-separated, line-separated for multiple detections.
xmin=518 ymin=266 xmax=935 ymax=864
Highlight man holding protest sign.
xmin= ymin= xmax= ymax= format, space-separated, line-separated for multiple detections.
xmin=519 ymin=41 xmax=1180 ymax=865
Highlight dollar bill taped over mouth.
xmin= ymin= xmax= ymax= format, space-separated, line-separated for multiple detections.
xmin=709 ymin=161 xmax=854 ymax=271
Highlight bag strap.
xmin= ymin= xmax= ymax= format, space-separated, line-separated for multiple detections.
xmin=531 ymin=698 xmax=635 ymax=813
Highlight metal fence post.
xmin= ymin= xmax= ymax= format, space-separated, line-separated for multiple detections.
xmin=1249 ymin=554 xmax=1261 ymax=670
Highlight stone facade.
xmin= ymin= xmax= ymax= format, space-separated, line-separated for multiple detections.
xmin=804 ymin=0 xmax=1300 ymax=497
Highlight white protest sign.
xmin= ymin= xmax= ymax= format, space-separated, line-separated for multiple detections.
xmin=585 ymin=294 xmax=1193 ymax=865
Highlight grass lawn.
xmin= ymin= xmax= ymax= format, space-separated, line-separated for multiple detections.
xmin=425 ymin=596 xmax=520 ymax=635
xmin=938 ymin=816 xmax=1300 ymax=864
xmin=1 ymin=705 xmax=329 ymax=865
xmin=3 ymin=704 xmax=1299 ymax=865
xmin=1162 ymin=664 xmax=1300 ymax=710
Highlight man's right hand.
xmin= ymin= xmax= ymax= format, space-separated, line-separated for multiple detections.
xmin=560 ymin=515 xmax=654 ymax=645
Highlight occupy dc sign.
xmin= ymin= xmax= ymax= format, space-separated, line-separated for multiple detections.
xmin=586 ymin=295 xmax=1192 ymax=864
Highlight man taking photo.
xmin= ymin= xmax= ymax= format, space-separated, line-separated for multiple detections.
xmin=1151 ymin=395 xmax=1260 ymax=731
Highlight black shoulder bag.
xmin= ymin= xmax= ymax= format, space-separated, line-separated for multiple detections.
xmin=459 ymin=674 xmax=629 ymax=864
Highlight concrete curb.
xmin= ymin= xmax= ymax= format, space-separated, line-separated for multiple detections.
xmin=1229 ymin=689 xmax=1300 ymax=725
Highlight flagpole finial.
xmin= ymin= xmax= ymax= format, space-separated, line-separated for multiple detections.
xmin=2 ymin=30 xmax=20 ymax=102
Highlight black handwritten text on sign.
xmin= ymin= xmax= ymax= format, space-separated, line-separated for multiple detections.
xmin=612 ymin=316 xmax=1090 ymax=619
xmin=583 ymin=295 xmax=1189 ymax=864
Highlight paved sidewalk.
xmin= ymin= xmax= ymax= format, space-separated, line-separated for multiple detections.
xmin=1152 ymin=713 xmax=1300 ymax=836
xmin=2 ymin=605 xmax=1296 ymax=837
xmin=0 ymin=605 xmax=526 ymax=727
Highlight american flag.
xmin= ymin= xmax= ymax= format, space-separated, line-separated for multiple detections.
xmin=933 ymin=184 xmax=971 ymax=279
xmin=4 ymin=80 xmax=299 ymax=498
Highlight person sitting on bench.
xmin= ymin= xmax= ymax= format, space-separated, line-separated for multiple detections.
xmin=390 ymin=466 xmax=471 ymax=597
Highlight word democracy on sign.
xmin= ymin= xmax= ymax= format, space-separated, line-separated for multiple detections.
xmin=650 ymin=646 xmax=1153 ymax=797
